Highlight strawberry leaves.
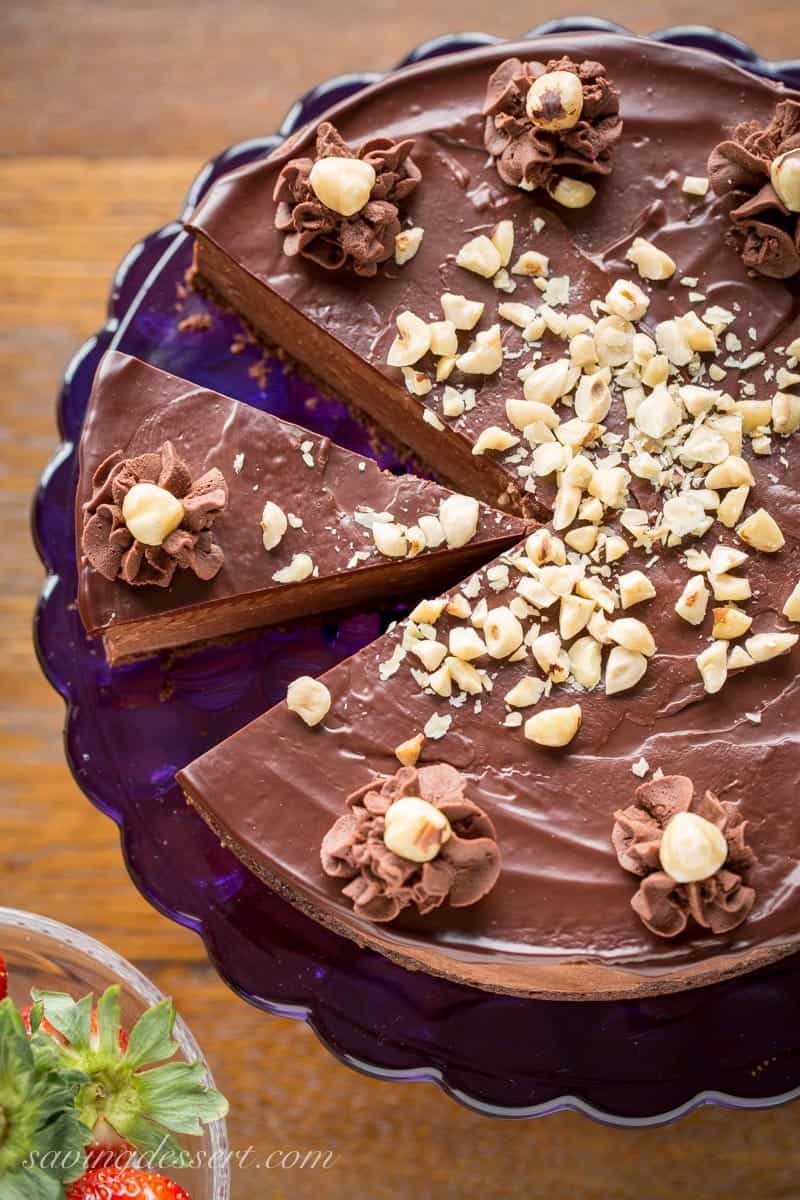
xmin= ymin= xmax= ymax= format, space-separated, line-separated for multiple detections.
xmin=31 ymin=986 xmax=228 ymax=1166
xmin=0 ymin=996 xmax=91 ymax=1199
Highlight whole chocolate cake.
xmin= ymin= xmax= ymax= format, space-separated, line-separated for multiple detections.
xmin=172 ymin=32 xmax=800 ymax=998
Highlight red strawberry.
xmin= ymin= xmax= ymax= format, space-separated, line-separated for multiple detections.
xmin=20 ymin=1002 xmax=130 ymax=1050
xmin=67 ymin=1168 xmax=193 ymax=1200
xmin=0 ymin=952 xmax=7 ymax=999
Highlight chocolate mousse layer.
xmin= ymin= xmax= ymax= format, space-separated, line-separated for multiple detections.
xmin=188 ymin=33 xmax=800 ymax=520
xmin=76 ymin=353 xmax=528 ymax=663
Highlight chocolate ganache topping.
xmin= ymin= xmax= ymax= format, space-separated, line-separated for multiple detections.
xmin=612 ymin=776 xmax=756 ymax=939
xmin=482 ymin=55 xmax=622 ymax=196
xmin=708 ymin=99 xmax=800 ymax=278
xmin=273 ymin=121 xmax=421 ymax=276
xmin=320 ymin=764 xmax=501 ymax=922
xmin=82 ymin=440 xmax=228 ymax=588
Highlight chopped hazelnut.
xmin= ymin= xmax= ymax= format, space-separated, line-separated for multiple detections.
xmin=568 ymin=636 xmax=603 ymax=689
xmin=736 ymin=508 xmax=785 ymax=554
xmin=472 ymin=426 xmax=520 ymax=455
xmin=605 ymin=279 xmax=650 ymax=322
xmin=456 ymin=234 xmax=503 ymax=278
xmin=718 ymin=487 xmax=750 ymax=528
xmin=395 ymin=733 xmax=425 ymax=767
xmin=401 ymin=366 xmax=432 ymax=396
xmin=439 ymin=494 xmax=479 ymax=548
xmin=524 ymin=704 xmax=582 ymax=747
xmin=373 ymin=522 xmax=408 ymax=558
xmin=772 ymin=391 xmax=800 ymax=434
xmin=626 ymin=237 xmax=676 ymax=281
xmin=548 ymin=177 xmax=596 ymax=209
xmin=608 ymin=617 xmax=656 ymax=657
xmin=783 ymin=581 xmax=800 ymax=623
xmin=605 ymin=646 xmax=648 ymax=695
xmin=675 ymin=575 xmax=710 ymax=626
xmin=710 ymin=573 xmax=752 ymax=603
xmin=286 ymin=675 xmax=331 ymax=727
xmin=410 ymin=639 xmax=448 ymax=672
xmin=449 ymin=627 xmax=487 ymax=662
xmin=484 ymin=606 xmax=524 ymax=659
xmin=559 ymin=594 xmax=595 ymax=641
xmin=428 ymin=320 xmax=458 ymax=357
xmin=260 ymin=500 xmax=288 ymax=551
xmin=745 ymin=632 xmax=799 ymax=662
xmin=441 ymin=292 xmax=484 ymax=330
xmin=491 ymin=219 xmax=515 ymax=267
xmin=511 ymin=251 xmax=550 ymax=278
xmin=523 ymin=357 xmax=572 ymax=406
xmin=712 ymin=606 xmax=752 ymax=640
xmin=272 ymin=552 xmax=314 ymax=583
xmin=682 ymin=175 xmax=710 ymax=197
xmin=456 ymin=324 xmax=504 ymax=374
xmin=394 ymin=227 xmax=424 ymax=265
xmin=697 ymin=640 xmax=728 ymax=693
xmin=618 ymin=570 xmax=656 ymax=609
xmin=387 ymin=311 xmax=431 ymax=367
xmin=526 ymin=528 xmax=566 ymax=566
xmin=445 ymin=655 xmax=484 ymax=694
xmin=505 ymin=676 xmax=545 ymax=708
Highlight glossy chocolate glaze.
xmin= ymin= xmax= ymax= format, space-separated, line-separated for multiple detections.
xmin=188 ymin=34 xmax=799 ymax=514
xmin=181 ymin=36 xmax=800 ymax=996
xmin=76 ymin=353 xmax=528 ymax=661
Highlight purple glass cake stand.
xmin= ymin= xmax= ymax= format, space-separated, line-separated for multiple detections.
xmin=33 ymin=21 xmax=800 ymax=1123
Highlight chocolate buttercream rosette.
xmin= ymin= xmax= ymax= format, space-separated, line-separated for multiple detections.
xmin=82 ymin=440 xmax=228 ymax=588
xmin=273 ymin=120 xmax=421 ymax=276
xmin=321 ymin=764 xmax=501 ymax=922
xmin=708 ymin=99 xmax=800 ymax=279
xmin=612 ymin=776 xmax=756 ymax=939
xmin=482 ymin=54 xmax=622 ymax=205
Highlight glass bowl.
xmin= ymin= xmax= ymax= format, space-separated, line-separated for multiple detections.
xmin=0 ymin=907 xmax=230 ymax=1199
xmin=33 ymin=19 xmax=800 ymax=1124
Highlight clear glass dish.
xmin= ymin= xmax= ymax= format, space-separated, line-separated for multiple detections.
xmin=0 ymin=907 xmax=229 ymax=1198
xmin=32 ymin=19 xmax=800 ymax=1124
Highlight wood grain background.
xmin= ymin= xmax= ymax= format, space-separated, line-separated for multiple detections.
xmin=2 ymin=4 xmax=799 ymax=1196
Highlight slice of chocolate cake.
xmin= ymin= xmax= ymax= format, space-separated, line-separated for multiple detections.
xmin=76 ymin=352 xmax=528 ymax=663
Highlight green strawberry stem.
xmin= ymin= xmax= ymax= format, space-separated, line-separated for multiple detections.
xmin=32 ymin=986 xmax=228 ymax=1167
xmin=0 ymin=996 xmax=90 ymax=1199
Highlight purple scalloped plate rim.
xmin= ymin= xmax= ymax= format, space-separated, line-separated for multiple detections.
xmin=31 ymin=20 xmax=800 ymax=1125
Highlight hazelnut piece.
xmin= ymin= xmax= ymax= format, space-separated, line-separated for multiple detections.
xmin=122 ymin=483 xmax=184 ymax=547
xmin=383 ymin=796 xmax=452 ymax=863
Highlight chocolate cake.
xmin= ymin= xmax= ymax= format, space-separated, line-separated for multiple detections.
xmin=76 ymin=352 xmax=528 ymax=663
xmin=176 ymin=33 xmax=800 ymax=998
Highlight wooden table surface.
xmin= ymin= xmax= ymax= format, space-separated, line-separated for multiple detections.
xmin=3 ymin=4 xmax=799 ymax=1196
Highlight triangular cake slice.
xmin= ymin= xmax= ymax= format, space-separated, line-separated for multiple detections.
xmin=76 ymin=352 xmax=529 ymax=664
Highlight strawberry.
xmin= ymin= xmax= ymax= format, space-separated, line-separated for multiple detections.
xmin=21 ymin=1002 xmax=130 ymax=1049
xmin=29 ymin=985 xmax=227 ymax=1169
xmin=67 ymin=1167 xmax=193 ymax=1200
xmin=0 ymin=951 xmax=7 ymax=999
